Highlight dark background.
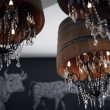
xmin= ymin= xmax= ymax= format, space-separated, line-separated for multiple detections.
xmin=0 ymin=58 xmax=109 ymax=110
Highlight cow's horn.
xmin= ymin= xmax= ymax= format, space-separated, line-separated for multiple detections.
xmin=4 ymin=69 xmax=9 ymax=77
xmin=21 ymin=73 xmax=27 ymax=80
xmin=21 ymin=69 xmax=24 ymax=76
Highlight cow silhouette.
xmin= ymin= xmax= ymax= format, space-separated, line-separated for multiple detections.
xmin=0 ymin=69 xmax=27 ymax=110
xmin=29 ymin=81 xmax=78 ymax=110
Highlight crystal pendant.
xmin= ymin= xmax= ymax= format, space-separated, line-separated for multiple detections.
xmin=11 ymin=54 xmax=15 ymax=59
xmin=94 ymin=38 xmax=98 ymax=46
xmin=0 ymin=60 xmax=3 ymax=70
xmin=84 ymin=100 xmax=88 ymax=109
xmin=7 ymin=61 xmax=9 ymax=67
xmin=64 ymin=68 xmax=69 ymax=78
xmin=16 ymin=60 xmax=21 ymax=68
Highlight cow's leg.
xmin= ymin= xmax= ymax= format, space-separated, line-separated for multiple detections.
xmin=42 ymin=100 xmax=47 ymax=110
xmin=33 ymin=98 xmax=40 ymax=110
xmin=0 ymin=102 xmax=5 ymax=110
xmin=61 ymin=100 xmax=66 ymax=110
xmin=55 ymin=97 xmax=60 ymax=110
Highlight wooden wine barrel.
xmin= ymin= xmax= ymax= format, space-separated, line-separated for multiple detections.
xmin=57 ymin=17 xmax=110 ymax=79
xmin=0 ymin=0 xmax=45 ymax=44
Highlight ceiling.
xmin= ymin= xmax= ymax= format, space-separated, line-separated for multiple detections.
xmin=21 ymin=0 xmax=67 ymax=58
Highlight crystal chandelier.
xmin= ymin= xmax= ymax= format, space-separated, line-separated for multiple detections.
xmin=0 ymin=0 xmax=44 ymax=70
xmin=57 ymin=0 xmax=110 ymax=108
xmin=68 ymin=0 xmax=110 ymax=46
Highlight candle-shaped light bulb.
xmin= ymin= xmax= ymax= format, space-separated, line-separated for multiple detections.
xmin=106 ymin=51 xmax=110 ymax=56
xmin=9 ymin=0 xmax=13 ymax=5
xmin=67 ymin=61 xmax=71 ymax=67
xmin=87 ymin=2 xmax=92 ymax=8
xmin=104 ymin=63 xmax=107 ymax=68
xmin=11 ymin=29 xmax=15 ymax=34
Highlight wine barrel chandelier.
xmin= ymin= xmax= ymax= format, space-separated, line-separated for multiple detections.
xmin=57 ymin=0 xmax=110 ymax=109
xmin=0 ymin=0 xmax=44 ymax=70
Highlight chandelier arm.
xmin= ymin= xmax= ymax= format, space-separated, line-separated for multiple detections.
xmin=70 ymin=71 xmax=85 ymax=87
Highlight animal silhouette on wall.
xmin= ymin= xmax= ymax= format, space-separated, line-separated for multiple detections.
xmin=29 ymin=81 xmax=78 ymax=110
xmin=0 ymin=69 xmax=27 ymax=110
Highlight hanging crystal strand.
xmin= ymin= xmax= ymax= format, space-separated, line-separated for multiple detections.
xmin=71 ymin=6 xmax=78 ymax=23
xmin=31 ymin=16 xmax=35 ymax=25
xmin=90 ymin=98 xmax=93 ymax=106
xmin=66 ymin=61 xmax=73 ymax=92
xmin=34 ymin=28 xmax=36 ymax=38
xmin=77 ymin=88 xmax=80 ymax=105
xmin=102 ymin=94 xmax=105 ymax=106
xmin=64 ymin=68 xmax=69 ymax=78
xmin=84 ymin=99 xmax=88 ymax=109
xmin=4 ymin=13 xmax=8 ymax=33
xmin=11 ymin=53 xmax=15 ymax=60
xmin=0 ymin=58 xmax=3 ymax=70
xmin=90 ymin=0 xmax=105 ymax=39
xmin=8 ymin=56 xmax=11 ymax=65
xmin=26 ymin=31 xmax=30 ymax=46
xmin=6 ymin=33 xmax=10 ymax=49
xmin=99 ymin=51 xmax=104 ymax=67
xmin=6 ymin=56 xmax=10 ymax=67
xmin=98 ymin=98 xmax=102 ymax=108
xmin=29 ymin=37 xmax=34 ymax=45
xmin=4 ymin=54 xmax=7 ymax=62
xmin=15 ymin=7 xmax=19 ymax=24
xmin=27 ymin=13 xmax=32 ymax=23
xmin=11 ymin=21 xmax=15 ymax=34
xmin=16 ymin=59 xmax=21 ymax=68
xmin=94 ymin=37 xmax=98 ymax=46
xmin=68 ymin=76 xmax=73 ymax=92
xmin=68 ymin=0 xmax=71 ymax=18
xmin=93 ymin=98 xmax=96 ymax=107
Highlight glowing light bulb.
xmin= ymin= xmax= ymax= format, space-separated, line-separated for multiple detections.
xmin=67 ymin=61 xmax=71 ymax=67
xmin=106 ymin=51 xmax=110 ymax=56
xmin=87 ymin=2 xmax=92 ymax=8
xmin=104 ymin=63 xmax=107 ymax=68
xmin=11 ymin=29 xmax=15 ymax=34
xmin=83 ymin=53 xmax=87 ymax=55
xmin=9 ymin=0 xmax=13 ymax=5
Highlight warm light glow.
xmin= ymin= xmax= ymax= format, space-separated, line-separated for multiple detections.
xmin=106 ymin=51 xmax=110 ymax=56
xmin=87 ymin=2 xmax=92 ymax=8
xmin=67 ymin=61 xmax=71 ymax=67
xmin=104 ymin=63 xmax=107 ymax=68
xmin=83 ymin=53 xmax=87 ymax=55
xmin=9 ymin=0 xmax=13 ymax=6
xmin=11 ymin=29 xmax=15 ymax=34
